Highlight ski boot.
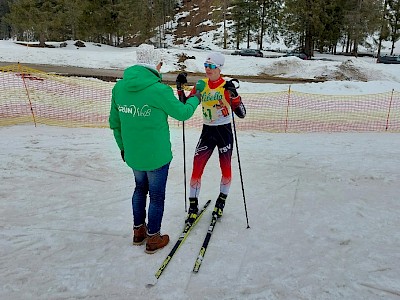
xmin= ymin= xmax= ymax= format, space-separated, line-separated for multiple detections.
xmin=213 ymin=193 xmax=227 ymax=218
xmin=185 ymin=197 xmax=199 ymax=224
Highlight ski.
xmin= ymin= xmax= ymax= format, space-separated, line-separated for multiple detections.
xmin=192 ymin=213 xmax=219 ymax=273
xmin=153 ymin=200 xmax=211 ymax=280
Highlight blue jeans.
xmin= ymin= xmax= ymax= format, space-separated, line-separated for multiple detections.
xmin=132 ymin=163 xmax=170 ymax=235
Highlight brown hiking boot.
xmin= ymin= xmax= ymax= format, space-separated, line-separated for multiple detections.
xmin=132 ymin=224 xmax=147 ymax=246
xmin=145 ymin=232 xmax=169 ymax=254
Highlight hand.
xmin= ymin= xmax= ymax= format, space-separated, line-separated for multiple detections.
xmin=121 ymin=150 xmax=125 ymax=162
xmin=176 ymin=72 xmax=187 ymax=90
xmin=192 ymin=91 xmax=202 ymax=105
xmin=230 ymin=95 xmax=241 ymax=110
xmin=224 ymin=80 xmax=239 ymax=97
xmin=178 ymin=90 xmax=187 ymax=104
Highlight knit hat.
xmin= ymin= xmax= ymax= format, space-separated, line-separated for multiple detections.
xmin=205 ymin=52 xmax=225 ymax=70
xmin=136 ymin=44 xmax=162 ymax=70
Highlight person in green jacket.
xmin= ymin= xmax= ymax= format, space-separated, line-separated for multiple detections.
xmin=109 ymin=44 xmax=200 ymax=254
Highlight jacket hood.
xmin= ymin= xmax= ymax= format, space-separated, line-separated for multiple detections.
xmin=121 ymin=65 xmax=162 ymax=92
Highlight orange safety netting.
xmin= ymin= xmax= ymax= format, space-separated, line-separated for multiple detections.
xmin=1 ymin=64 xmax=399 ymax=132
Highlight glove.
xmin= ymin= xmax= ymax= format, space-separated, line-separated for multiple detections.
xmin=177 ymin=90 xmax=187 ymax=103
xmin=230 ymin=95 xmax=242 ymax=110
xmin=121 ymin=150 xmax=125 ymax=162
xmin=176 ymin=72 xmax=187 ymax=91
xmin=223 ymin=80 xmax=238 ymax=97
xmin=234 ymin=102 xmax=246 ymax=118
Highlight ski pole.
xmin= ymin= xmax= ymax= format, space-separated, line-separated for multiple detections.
xmin=177 ymin=77 xmax=188 ymax=212
xmin=182 ymin=120 xmax=187 ymax=212
xmin=228 ymin=79 xmax=250 ymax=229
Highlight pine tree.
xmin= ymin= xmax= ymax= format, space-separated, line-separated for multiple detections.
xmin=387 ymin=0 xmax=400 ymax=54
xmin=231 ymin=0 xmax=259 ymax=49
xmin=282 ymin=0 xmax=328 ymax=58
xmin=377 ymin=0 xmax=390 ymax=57
xmin=0 ymin=0 xmax=11 ymax=39
xmin=258 ymin=0 xmax=283 ymax=49
xmin=316 ymin=0 xmax=347 ymax=54
xmin=342 ymin=0 xmax=382 ymax=55
xmin=6 ymin=0 xmax=66 ymax=46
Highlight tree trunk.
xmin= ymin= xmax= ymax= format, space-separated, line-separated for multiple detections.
xmin=259 ymin=0 xmax=266 ymax=50
xmin=304 ymin=13 xmax=313 ymax=58
xmin=39 ymin=32 xmax=46 ymax=47
xmin=236 ymin=24 xmax=240 ymax=49
xmin=377 ymin=0 xmax=388 ymax=58
xmin=391 ymin=39 xmax=395 ymax=55
xmin=246 ymin=3 xmax=251 ymax=48
xmin=377 ymin=37 xmax=383 ymax=57
xmin=223 ymin=0 xmax=227 ymax=49
xmin=346 ymin=33 xmax=350 ymax=53
xmin=352 ymin=38 xmax=358 ymax=57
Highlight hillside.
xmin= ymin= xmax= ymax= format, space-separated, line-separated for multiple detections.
xmin=166 ymin=0 xmax=235 ymax=49
xmin=163 ymin=0 xmax=393 ymax=56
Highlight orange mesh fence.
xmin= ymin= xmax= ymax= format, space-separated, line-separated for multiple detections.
xmin=170 ymin=89 xmax=400 ymax=132
xmin=1 ymin=64 xmax=399 ymax=132
xmin=0 ymin=64 xmax=113 ymax=128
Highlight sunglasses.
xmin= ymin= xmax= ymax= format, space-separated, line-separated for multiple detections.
xmin=204 ymin=63 xmax=218 ymax=69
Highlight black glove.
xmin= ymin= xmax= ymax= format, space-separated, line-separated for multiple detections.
xmin=178 ymin=90 xmax=187 ymax=104
xmin=121 ymin=150 xmax=125 ymax=162
xmin=176 ymin=72 xmax=187 ymax=91
xmin=223 ymin=80 xmax=238 ymax=97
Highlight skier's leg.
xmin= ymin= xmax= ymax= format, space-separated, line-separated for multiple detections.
xmin=189 ymin=126 xmax=216 ymax=199
xmin=213 ymin=124 xmax=233 ymax=218
xmin=216 ymin=123 xmax=233 ymax=196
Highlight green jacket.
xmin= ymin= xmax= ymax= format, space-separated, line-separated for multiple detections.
xmin=109 ymin=65 xmax=198 ymax=171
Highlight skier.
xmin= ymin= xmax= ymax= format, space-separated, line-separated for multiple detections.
xmin=109 ymin=44 xmax=201 ymax=254
xmin=176 ymin=52 xmax=246 ymax=223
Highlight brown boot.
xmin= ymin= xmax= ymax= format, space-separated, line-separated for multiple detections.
xmin=132 ymin=224 xmax=147 ymax=246
xmin=145 ymin=232 xmax=169 ymax=254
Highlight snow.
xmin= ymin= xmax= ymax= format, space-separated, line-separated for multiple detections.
xmin=1 ymin=39 xmax=400 ymax=299
xmin=3 ymin=39 xmax=400 ymax=95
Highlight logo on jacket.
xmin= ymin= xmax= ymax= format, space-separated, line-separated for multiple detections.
xmin=202 ymin=91 xmax=223 ymax=103
xmin=118 ymin=104 xmax=151 ymax=117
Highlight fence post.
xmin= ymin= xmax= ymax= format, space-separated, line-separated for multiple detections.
xmin=285 ymin=85 xmax=291 ymax=133
xmin=385 ymin=89 xmax=394 ymax=131
xmin=18 ymin=63 xmax=37 ymax=127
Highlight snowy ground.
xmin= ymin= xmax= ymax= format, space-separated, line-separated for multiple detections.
xmin=1 ymin=125 xmax=399 ymax=300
